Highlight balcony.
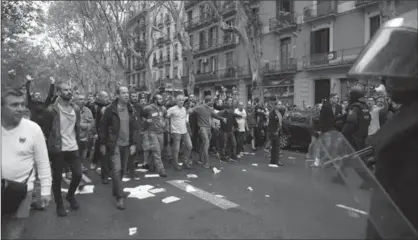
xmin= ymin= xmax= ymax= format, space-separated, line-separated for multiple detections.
xmin=156 ymin=36 xmax=169 ymax=46
xmin=185 ymin=13 xmax=214 ymax=31
xmin=221 ymin=2 xmax=237 ymax=18
xmin=185 ymin=0 xmax=199 ymax=10
xmin=192 ymin=36 xmax=239 ymax=58
xmin=195 ymin=68 xmax=237 ymax=83
xmin=303 ymin=1 xmax=337 ymax=23
xmin=355 ymin=0 xmax=380 ymax=9
xmin=269 ymin=12 xmax=298 ymax=33
xmin=264 ymin=59 xmax=298 ymax=75
xmin=302 ymin=46 xmax=364 ymax=70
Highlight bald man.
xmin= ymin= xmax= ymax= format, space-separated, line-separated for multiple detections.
xmin=44 ymin=82 xmax=82 ymax=217
xmin=92 ymin=91 xmax=111 ymax=180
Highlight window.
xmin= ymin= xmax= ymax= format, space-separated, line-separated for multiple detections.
xmin=189 ymin=34 xmax=194 ymax=49
xmin=224 ymin=20 xmax=234 ymax=42
xmin=209 ymin=56 xmax=218 ymax=72
xmin=280 ymin=0 xmax=291 ymax=12
xmin=187 ymin=11 xmax=192 ymax=22
xmin=199 ymin=5 xmax=205 ymax=20
xmin=370 ymin=15 xmax=381 ymax=39
xmin=197 ymin=59 xmax=203 ymax=73
xmin=166 ymin=27 xmax=170 ymax=39
xmin=128 ymin=57 xmax=131 ymax=70
xmin=225 ymin=52 xmax=234 ymax=67
xmin=208 ymin=26 xmax=218 ymax=47
xmin=280 ymin=37 xmax=292 ymax=66
xmin=166 ymin=46 xmax=170 ymax=61
xmin=311 ymin=28 xmax=330 ymax=54
xmin=173 ymin=66 xmax=178 ymax=78
xmin=199 ymin=31 xmax=206 ymax=50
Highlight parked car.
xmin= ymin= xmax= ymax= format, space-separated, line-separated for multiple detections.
xmin=280 ymin=106 xmax=321 ymax=149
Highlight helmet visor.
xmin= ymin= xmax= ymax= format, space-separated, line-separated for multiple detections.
xmin=348 ymin=27 xmax=417 ymax=78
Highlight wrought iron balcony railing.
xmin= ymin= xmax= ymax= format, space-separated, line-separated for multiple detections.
xmin=269 ymin=11 xmax=298 ymax=32
xmin=264 ymin=59 xmax=298 ymax=74
xmin=191 ymin=37 xmax=238 ymax=56
xmin=302 ymin=46 xmax=364 ymax=69
xmin=195 ymin=67 xmax=237 ymax=83
xmin=355 ymin=0 xmax=380 ymax=8
xmin=303 ymin=1 xmax=337 ymax=22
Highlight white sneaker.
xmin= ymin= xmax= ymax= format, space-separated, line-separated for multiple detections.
xmin=313 ymin=158 xmax=321 ymax=167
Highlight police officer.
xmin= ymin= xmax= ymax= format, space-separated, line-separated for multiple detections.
xmin=348 ymin=8 xmax=418 ymax=239
xmin=342 ymin=85 xmax=371 ymax=151
xmin=268 ymin=100 xmax=284 ymax=166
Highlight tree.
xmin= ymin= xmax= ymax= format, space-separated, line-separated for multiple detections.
xmin=197 ymin=1 xmax=262 ymax=101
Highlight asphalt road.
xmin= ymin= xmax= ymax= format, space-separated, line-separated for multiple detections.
xmin=24 ymin=149 xmax=370 ymax=239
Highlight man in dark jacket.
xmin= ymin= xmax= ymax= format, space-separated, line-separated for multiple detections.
xmin=43 ymin=82 xmax=81 ymax=217
xmin=25 ymin=76 xmax=55 ymax=133
xmin=91 ymin=91 xmax=111 ymax=183
xmin=99 ymin=86 xmax=137 ymax=210
xmin=319 ymin=93 xmax=343 ymax=133
xmin=268 ymin=100 xmax=284 ymax=166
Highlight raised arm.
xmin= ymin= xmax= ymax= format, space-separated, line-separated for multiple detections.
xmin=44 ymin=82 xmax=55 ymax=106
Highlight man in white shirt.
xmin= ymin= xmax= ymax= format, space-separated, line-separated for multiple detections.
xmin=1 ymin=88 xmax=52 ymax=239
xmin=234 ymin=101 xmax=247 ymax=158
xmin=167 ymin=95 xmax=193 ymax=169
xmin=44 ymin=82 xmax=82 ymax=217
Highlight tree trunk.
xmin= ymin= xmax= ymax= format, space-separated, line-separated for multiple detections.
xmin=184 ymin=48 xmax=195 ymax=95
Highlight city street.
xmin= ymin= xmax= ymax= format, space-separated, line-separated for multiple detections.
xmin=24 ymin=150 xmax=369 ymax=239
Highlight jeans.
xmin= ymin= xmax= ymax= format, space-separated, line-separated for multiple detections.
xmin=50 ymin=151 xmax=82 ymax=206
xmin=270 ymin=135 xmax=281 ymax=164
xmin=198 ymin=127 xmax=211 ymax=164
xmin=236 ymin=131 xmax=245 ymax=154
xmin=220 ymin=131 xmax=237 ymax=159
xmin=171 ymin=133 xmax=193 ymax=166
xmin=1 ymin=191 xmax=32 ymax=239
xmin=110 ymin=146 xmax=130 ymax=199
xmin=143 ymin=133 xmax=165 ymax=171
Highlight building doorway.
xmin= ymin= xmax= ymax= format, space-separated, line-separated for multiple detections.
xmin=315 ymin=79 xmax=330 ymax=104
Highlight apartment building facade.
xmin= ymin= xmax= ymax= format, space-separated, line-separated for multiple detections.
xmin=291 ymin=0 xmax=417 ymax=107
xmin=125 ymin=2 xmax=184 ymax=92
xmin=184 ymin=0 xmax=296 ymax=103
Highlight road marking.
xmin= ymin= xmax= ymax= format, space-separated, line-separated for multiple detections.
xmin=63 ymin=173 xmax=92 ymax=185
xmin=167 ymin=180 xmax=239 ymax=210
xmin=336 ymin=204 xmax=368 ymax=215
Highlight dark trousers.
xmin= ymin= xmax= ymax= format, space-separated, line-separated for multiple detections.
xmin=236 ymin=131 xmax=245 ymax=154
xmin=50 ymin=151 xmax=82 ymax=206
xmin=254 ymin=125 xmax=265 ymax=148
xmin=110 ymin=146 xmax=130 ymax=199
xmin=220 ymin=131 xmax=237 ymax=159
xmin=210 ymin=128 xmax=220 ymax=152
xmin=270 ymin=136 xmax=281 ymax=164
xmin=92 ymin=138 xmax=101 ymax=165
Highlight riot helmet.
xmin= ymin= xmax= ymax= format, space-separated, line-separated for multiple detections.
xmin=348 ymin=9 xmax=418 ymax=104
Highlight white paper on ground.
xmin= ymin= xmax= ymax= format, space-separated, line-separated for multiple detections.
xmin=162 ymin=196 xmax=180 ymax=204
xmin=268 ymin=164 xmax=279 ymax=168
xmin=135 ymin=169 xmax=148 ymax=173
xmin=122 ymin=178 xmax=131 ymax=182
xmin=136 ymin=185 xmax=154 ymax=191
xmin=187 ymin=174 xmax=198 ymax=179
xmin=251 ymin=163 xmax=258 ymax=166
xmin=288 ymin=156 xmax=296 ymax=160
xmin=75 ymin=185 xmax=95 ymax=194
xmin=213 ymin=167 xmax=221 ymax=174
xmin=265 ymin=195 xmax=270 ymax=198
xmin=215 ymin=194 xmax=224 ymax=198
xmin=129 ymin=191 xmax=155 ymax=200
xmin=145 ymin=174 xmax=160 ymax=178
xmin=249 ymin=153 xmax=256 ymax=155
xmin=242 ymin=152 xmax=249 ymax=155
xmin=134 ymin=177 xmax=141 ymax=181
xmin=247 ymin=186 xmax=254 ymax=191
xmin=186 ymin=185 xmax=196 ymax=192
xmin=242 ymin=169 xmax=247 ymax=172
xmin=148 ymin=188 xmax=166 ymax=194
xmin=129 ymin=227 xmax=137 ymax=236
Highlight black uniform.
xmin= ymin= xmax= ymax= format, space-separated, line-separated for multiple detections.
xmin=341 ymin=101 xmax=371 ymax=151
xmin=268 ymin=109 xmax=282 ymax=165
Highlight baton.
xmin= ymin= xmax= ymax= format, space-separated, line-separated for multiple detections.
xmin=321 ymin=146 xmax=374 ymax=166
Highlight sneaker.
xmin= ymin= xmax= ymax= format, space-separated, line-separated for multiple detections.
xmin=116 ymin=198 xmax=125 ymax=210
xmin=56 ymin=205 xmax=67 ymax=217
xmin=159 ymin=169 xmax=168 ymax=177
xmin=65 ymin=195 xmax=79 ymax=210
